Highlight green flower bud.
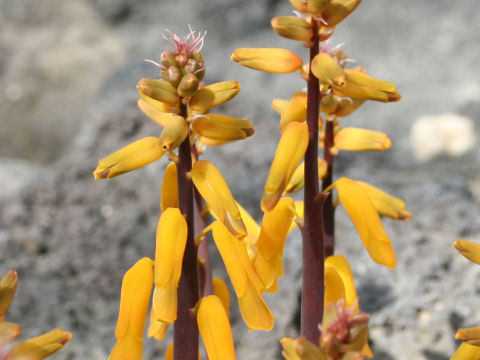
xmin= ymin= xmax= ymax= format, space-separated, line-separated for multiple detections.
xmin=177 ymin=73 xmax=199 ymax=97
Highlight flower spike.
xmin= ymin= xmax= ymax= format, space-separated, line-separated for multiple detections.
xmin=232 ymin=48 xmax=303 ymax=74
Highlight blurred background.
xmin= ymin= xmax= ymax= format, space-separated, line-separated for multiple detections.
xmin=0 ymin=0 xmax=479 ymax=359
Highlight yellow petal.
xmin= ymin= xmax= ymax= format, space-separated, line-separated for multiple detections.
xmin=272 ymin=99 xmax=290 ymax=114
xmin=454 ymin=239 xmax=480 ymax=265
xmin=93 ymin=137 xmax=165 ymax=179
xmin=289 ymin=0 xmax=308 ymax=12
xmin=322 ymin=0 xmax=361 ymax=27
xmin=109 ymin=333 xmax=142 ymax=360
xmin=237 ymin=281 xmax=274 ymax=331
xmin=451 ymin=342 xmax=480 ymax=360
xmin=189 ymin=81 xmax=241 ymax=113
xmin=138 ymin=89 xmax=177 ymax=113
xmin=158 ymin=115 xmax=189 ymax=151
xmin=115 ymin=258 xmax=154 ymax=340
xmin=344 ymin=69 xmax=397 ymax=94
xmin=198 ymin=295 xmax=236 ymax=360
xmin=456 ymin=326 xmax=480 ymax=346
xmin=334 ymin=128 xmax=392 ymax=152
xmin=213 ymin=278 xmax=231 ymax=317
xmin=307 ymin=0 xmax=331 ymax=14
xmin=147 ymin=306 xmax=169 ymax=340
xmin=0 ymin=322 xmax=21 ymax=346
xmin=191 ymin=161 xmax=247 ymax=237
xmin=271 ymin=16 xmax=313 ymax=43
xmin=324 ymin=265 xmax=346 ymax=306
xmin=311 ymin=53 xmax=346 ymax=87
xmin=137 ymin=99 xmax=179 ymax=127
xmin=288 ymin=201 xmax=305 ymax=233
xmin=284 ymin=158 xmax=328 ymax=194
xmin=357 ymin=181 xmax=411 ymax=220
xmin=161 ymin=163 xmax=178 ymax=211
xmin=191 ymin=114 xmax=255 ymax=143
xmin=262 ymin=122 xmax=309 ymax=211
xmin=231 ymin=48 xmax=303 ymax=74
xmin=280 ymin=92 xmax=307 ymax=131
xmin=211 ymin=221 xmax=264 ymax=297
xmin=325 ymin=255 xmax=358 ymax=309
xmin=335 ymin=177 xmax=396 ymax=269
xmin=0 ymin=270 xmax=17 ymax=321
xmin=137 ymin=78 xmax=179 ymax=105
xmin=8 ymin=328 xmax=72 ymax=360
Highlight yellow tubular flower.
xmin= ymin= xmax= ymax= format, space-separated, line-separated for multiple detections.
xmin=454 ymin=239 xmax=480 ymax=265
xmin=137 ymin=99 xmax=180 ymax=127
xmin=211 ymin=221 xmax=274 ymax=331
xmin=311 ymin=53 xmax=347 ymax=87
xmin=161 ymin=162 xmax=178 ymax=211
xmin=93 ymin=137 xmax=166 ymax=179
xmin=322 ymin=0 xmax=362 ymax=27
xmin=262 ymin=122 xmax=309 ymax=211
xmin=334 ymin=127 xmax=392 ymax=152
xmin=231 ymin=48 xmax=303 ymax=74
xmin=280 ymin=92 xmax=307 ymax=131
xmin=190 ymin=160 xmax=247 ymax=237
xmin=191 ymin=114 xmax=255 ymax=144
xmin=138 ymin=89 xmax=176 ymax=113
xmin=197 ymin=295 xmax=236 ymax=360
xmin=153 ymin=208 xmax=187 ymax=323
xmin=213 ymin=278 xmax=231 ymax=317
xmin=333 ymin=69 xmax=401 ymax=103
xmin=0 ymin=270 xmax=17 ymax=321
xmin=189 ymin=81 xmax=241 ymax=113
xmin=254 ymin=198 xmax=295 ymax=290
xmin=357 ymin=181 xmax=411 ymax=220
xmin=7 ymin=328 xmax=72 ymax=360
xmin=334 ymin=177 xmax=396 ymax=269
xmin=324 ymin=266 xmax=346 ymax=306
xmin=284 ymin=158 xmax=328 ymax=194
xmin=110 ymin=258 xmax=153 ymax=360
xmin=137 ymin=78 xmax=180 ymax=105
xmin=271 ymin=16 xmax=313 ymax=44
xmin=147 ymin=307 xmax=169 ymax=340
xmin=456 ymin=326 xmax=480 ymax=346
xmin=236 ymin=201 xmax=261 ymax=262
xmin=451 ymin=343 xmax=480 ymax=360
xmin=158 ymin=115 xmax=189 ymax=151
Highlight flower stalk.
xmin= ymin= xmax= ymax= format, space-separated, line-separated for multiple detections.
xmin=173 ymin=103 xmax=199 ymax=360
xmin=301 ymin=19 xmax=326 ymax=343
xmin=322 ymin=117 xmax=335 ymax=257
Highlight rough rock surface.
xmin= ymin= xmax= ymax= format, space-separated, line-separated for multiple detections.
xmin=0 ymin=0 xmax=479 ymax=359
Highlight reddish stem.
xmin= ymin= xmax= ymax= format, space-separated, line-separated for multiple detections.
xmin=301 ymin=20 xmax=326 ymax=343
xmin=323 ymin=119 xmax=335 ymax=257
xmin=174 ymin=104 xmax=199 ymax=360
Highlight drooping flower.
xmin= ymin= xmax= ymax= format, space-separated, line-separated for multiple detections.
xmin=152 ymin=208 xmax=187 ymax=324
xmin=211 ymin=221 xmax=274 ymax=331
xmin=190 ymin=160 xmax=247 ymax=237
xmin=197 ymin=295 xmax=236 ymax=360
xmin=454 ymin=239 xmax=480 ymax=265
xmin=357 ymin=181 xmax=411 ymax=220
xmin=262 ymin=122 xmax=309 ymax=211
xmin=333 ymin=177 xmax=396 ymax=269
xmin=109 ymin=258 xmax=153 ymax=360
xmin=333 ymin=128 xmax=392 ymax=152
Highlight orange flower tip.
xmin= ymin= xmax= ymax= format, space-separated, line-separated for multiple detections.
xmin=388 ymin=92 xmax=402 ymax=102
xmin=93 ymin=168 xmax=109 ymax=179
xmin=261 ymin=191 xmax=280 ymax=212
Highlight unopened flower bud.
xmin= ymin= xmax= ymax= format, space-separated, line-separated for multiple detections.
xmin=175 ymin=54 xmax=187 ymax=67
xmin=177 ymin=73 xmax=199 ymax=97
xmin=322 ymin=0 xmax=362 ymax=27
xmin=184 ymin=58 xmax=197 ymax=73
xmin=161 ymin=50 xmax=177 ymax=68
xmin=346 ymin=313 xmax=369 ymax=351
xmin=271 ymin=16 xmax=313 ymax=44
xmin=168 ymin=66 xmax=181 ymax=85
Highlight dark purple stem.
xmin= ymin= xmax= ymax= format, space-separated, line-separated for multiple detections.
xmin=174 ymin=104 xmax=199 ymax=360
xmin=323 ymin=119 xmax=335 ymax=257
xmin=301 ymin=20 xmax=326 ymax=343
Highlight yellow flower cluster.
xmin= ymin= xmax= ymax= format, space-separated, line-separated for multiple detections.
xmin=0 ymin=270 xmax=71 ymax=360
